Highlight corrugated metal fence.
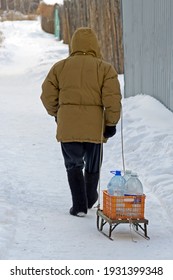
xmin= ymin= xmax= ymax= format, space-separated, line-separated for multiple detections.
xmin=122 ymin=0 xmax=173 ymax=111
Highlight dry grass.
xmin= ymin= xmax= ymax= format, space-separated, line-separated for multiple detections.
xmin=0 ymin=10 xmax=37 ymax=21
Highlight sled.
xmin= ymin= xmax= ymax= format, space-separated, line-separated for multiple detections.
xmin=97 ymin=209 xmax=149 ymax=240
xmin=96 ymin=191 xmax=150 ymax=240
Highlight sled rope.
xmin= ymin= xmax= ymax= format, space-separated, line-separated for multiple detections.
xmin=97 ymin=109 xmax=105 ymax=209
xmin=97 ymin=105 xmax=126 ymax=210
xmin=129 ymin=219 xmax=137 ymax=243
xmin=120 ymin=107 xmax=126 ymax=174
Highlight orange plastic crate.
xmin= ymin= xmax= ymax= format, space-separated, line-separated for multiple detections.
xmin=103 ymin=190 xmax=145 ymax=220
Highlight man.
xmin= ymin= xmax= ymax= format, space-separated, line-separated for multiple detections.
xmin=41 ymin=27 xmax=121 ymax=217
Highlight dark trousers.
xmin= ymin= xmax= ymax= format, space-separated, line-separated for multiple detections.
xmin=61 ymin=142 xmax=102 ymax=173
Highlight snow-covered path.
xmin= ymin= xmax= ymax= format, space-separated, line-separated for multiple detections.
xmin=0 ymin=19 xmax=173 ymax=260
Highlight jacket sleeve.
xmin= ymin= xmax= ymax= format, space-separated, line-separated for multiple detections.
xmin=101 ymin=64 xmax=122 ymax=126
xmin=40 ymin=65 xmax=59 ymax=117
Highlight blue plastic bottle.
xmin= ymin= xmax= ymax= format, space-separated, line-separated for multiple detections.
xmin=107 ymin=170 xmax=126 ymax=196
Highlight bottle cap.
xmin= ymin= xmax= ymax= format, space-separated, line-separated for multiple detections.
xmin=110 ymin=170 xmax=121 ymax=176
xmin=125 ymin=170 xmax=132 ymax=174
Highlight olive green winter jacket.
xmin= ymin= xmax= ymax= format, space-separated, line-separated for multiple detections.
xmin=41 ymin=27 xmax=122 ymax=143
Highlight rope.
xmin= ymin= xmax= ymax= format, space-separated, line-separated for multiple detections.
xmin=120 ymin=107 xmax=126 ymax=174
xmin=97 ymin=105 xmax=126 ymax=210
xmin=129 ymin=219 xmax=137 ymax=243
xmin=97 ymin=109 xmax=105 ymax=210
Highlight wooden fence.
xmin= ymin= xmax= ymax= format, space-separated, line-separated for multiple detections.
xmin=37 ymin=2 xmax=55 ymax=34
xmin=39 ymin=0 xmax=124 ymax=74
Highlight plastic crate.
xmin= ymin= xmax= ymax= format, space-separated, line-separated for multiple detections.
xmin=103 ymin=190 xmax=145 ymax=220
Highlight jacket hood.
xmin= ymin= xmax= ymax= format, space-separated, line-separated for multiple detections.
xmin=70 ymin=27 xmax=102 ymax=58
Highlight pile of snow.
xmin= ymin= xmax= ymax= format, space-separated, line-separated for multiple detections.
xmin=43 ymin=0 xmax=64 ymax=5
xmin=0 ymin=19 xmax=173 ymax=260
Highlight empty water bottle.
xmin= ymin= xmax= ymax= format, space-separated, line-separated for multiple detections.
xmin=123 ymin=170 xmax=132 ymax=182
xmin=107 ymin=170 xmax=126 ymax=196
xmin=124 ymin=173 xmax=143 ymax=196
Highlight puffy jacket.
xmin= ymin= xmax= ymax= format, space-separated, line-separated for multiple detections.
xmin=41 ymin=27 xmax=122 ymax=143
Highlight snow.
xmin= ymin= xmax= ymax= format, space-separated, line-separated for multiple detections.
xmin=0 ymin=18 xmax=173 ymax=261
xmin=43 ymin=0 xmax=64 ymax=5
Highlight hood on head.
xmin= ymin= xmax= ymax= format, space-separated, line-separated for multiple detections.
xmin=70 ymin=27 xmax=102 ymax=58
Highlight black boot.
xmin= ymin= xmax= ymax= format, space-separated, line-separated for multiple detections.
xmin=85 ymin=171 xmax=99 ymax=209
xmin=67 ymin=167 xmax=87 ymax=217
